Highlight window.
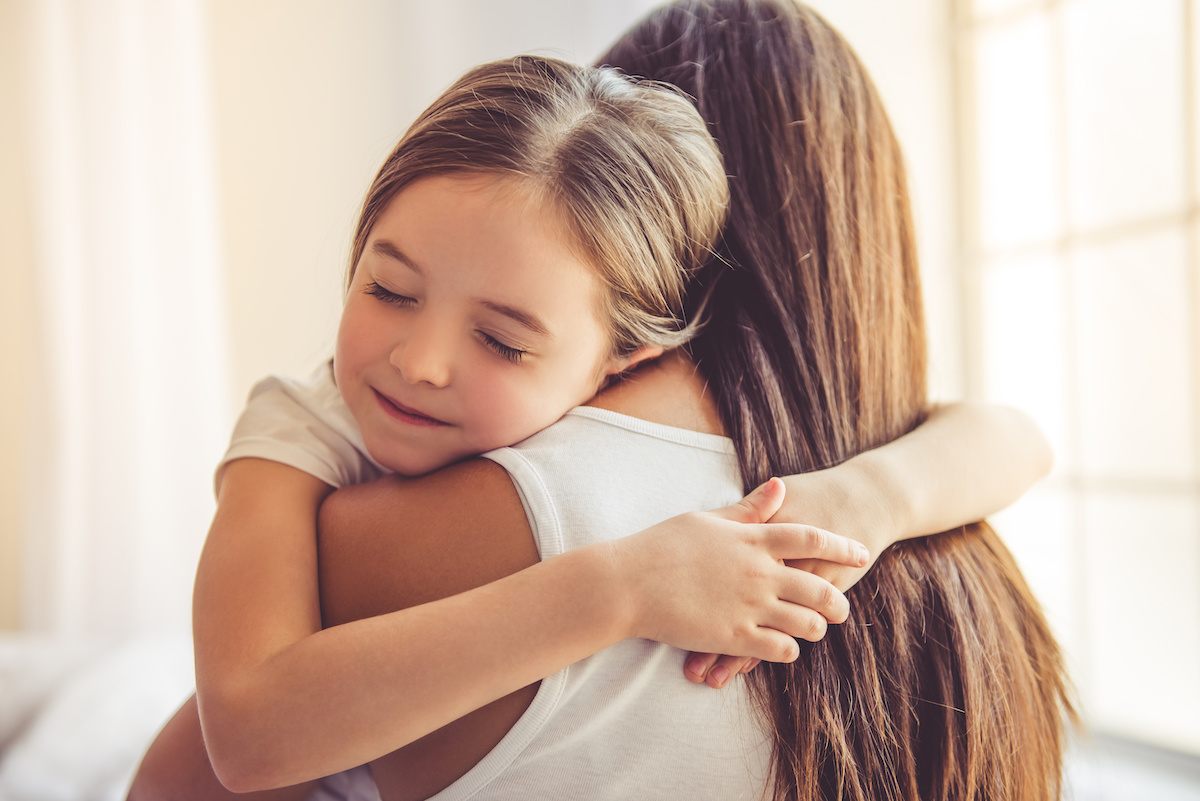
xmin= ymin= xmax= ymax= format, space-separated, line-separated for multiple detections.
xmin=958 ymin=0 xmax=1200 ymax=754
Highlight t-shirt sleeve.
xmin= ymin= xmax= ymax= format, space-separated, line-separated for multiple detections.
xmin=215 ymin=364 xmax=384 ymax=494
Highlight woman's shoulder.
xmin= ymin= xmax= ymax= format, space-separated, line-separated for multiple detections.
xmin=320 ymin=459 xmax=536 ymax=611
xmin=586 ymin=350 xmax=724 ymax=436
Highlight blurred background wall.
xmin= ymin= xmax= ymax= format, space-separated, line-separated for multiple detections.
xmin=0 ymin=0 xmax=961 ymax=636
xmin=1 ymin=0 xmax=1196 ymax=765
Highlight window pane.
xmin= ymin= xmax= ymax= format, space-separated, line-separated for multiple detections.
xmin=971 ymin=0 xmax=1039 ymax=21
xmin=988 ymin=487 xmax=1081 ymax=661
xmin=1063 ymin=0 xmax=1187 ymax=230
xmin=1082 ymin=492 xmax=1200 ymax=753
xmin=1194 ymin=0 xmax=1200 ymax=203
xmin=975 ymin=13 xmax=1061 ymax=250
xmin=1073 ymin=229 xmax=1195 ymax=481
xmin=981 ymin=252 xmax=1071 ymax=470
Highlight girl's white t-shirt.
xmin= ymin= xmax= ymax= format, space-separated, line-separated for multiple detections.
xmin=217 ymin=362 xmax=385 ymax=493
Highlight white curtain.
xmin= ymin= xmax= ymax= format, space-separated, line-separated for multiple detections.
xmin=24 ymin=0 xmax=231 ymax=637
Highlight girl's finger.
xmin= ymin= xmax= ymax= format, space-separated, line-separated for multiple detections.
xmin=736 ymin=627 xmax=802 ymax=664
xmin=712 ymin=477 xmax=786 ymax=524
xmin=776 ymin=571 xmax=850 ymax=624
xmin=739 ymin=658 xmax=761 ymax=674
xmin=763 ymin=604 xmax=830 ymax=643
xmin=684 ymin=652 xmax=720 ymax=684
xmin=705 ymin=654 xmax=756 ymax=689
xmin=763 ymin=524 xmax=869 ymax=566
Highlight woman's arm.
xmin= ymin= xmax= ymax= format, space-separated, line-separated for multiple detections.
xmin=188 ymin=458 xmax=863 ymax=792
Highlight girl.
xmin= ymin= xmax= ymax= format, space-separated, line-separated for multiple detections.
xmin=132 ymin=45 xmax=1055 ymax=800
xmin=141 ymin=53 xmax=873 ymax=795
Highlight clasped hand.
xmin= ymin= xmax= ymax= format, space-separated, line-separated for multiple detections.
xmin=609 ymin=477 xmax=868 ymax=687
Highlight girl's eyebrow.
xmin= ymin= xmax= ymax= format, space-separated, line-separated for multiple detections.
xmin=479 ymin=300 xmax=550 ymax=338
xmin=372 ymin=240 xmax=423 ymax=274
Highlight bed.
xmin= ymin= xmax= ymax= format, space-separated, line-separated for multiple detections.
xmin=0 ymin=630 xmax=194 ymax=801
xmin=3 ymin=630 xmax=1198 ymax=800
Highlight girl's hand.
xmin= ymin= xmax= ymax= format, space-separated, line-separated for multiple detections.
xmin=612 ymin=478 xmax=869 ymax=665
xmin=680 ymin=467 xmax=885 ymax=689
xmin=684 ymin=652 xmax=761 ymax=688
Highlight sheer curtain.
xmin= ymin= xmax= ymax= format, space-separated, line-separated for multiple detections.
xmin=23 ymin=0 xmax=231 ymax=636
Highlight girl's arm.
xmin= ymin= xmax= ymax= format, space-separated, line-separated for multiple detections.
xmin=782 ymin=400 xmax=1052 ymax=586
xmin=189 ymin=458 xmax=863 ymax=792
xmin=684 ymin=400 xmax=1053 ymax=687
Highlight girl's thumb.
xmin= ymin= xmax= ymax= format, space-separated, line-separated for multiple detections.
xmin=727 ymin=477 xmax=785 ymax=523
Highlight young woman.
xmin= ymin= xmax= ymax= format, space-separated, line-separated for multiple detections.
xmin=317 ymin=3 xmax=1073 ymax=798
xmin=599 ymin=3 xmax=1076 ymax=797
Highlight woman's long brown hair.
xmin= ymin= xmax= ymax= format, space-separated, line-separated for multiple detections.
xmin=601 ymin=2 xmax=1076 ymax=798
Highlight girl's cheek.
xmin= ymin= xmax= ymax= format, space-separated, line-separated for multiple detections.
xmin=481 ymin=382 xmax=538 ymax=441
xmin=341 ymin=303 xmax=385 ymax=360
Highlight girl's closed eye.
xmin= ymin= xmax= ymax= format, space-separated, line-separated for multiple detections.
xmin=366 ymin=281 xmax=416 ymax=306
xmin=478 ymin=332 xmax=527 ymax=363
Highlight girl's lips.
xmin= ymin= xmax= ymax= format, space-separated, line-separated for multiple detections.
xmin=373 ymin=390 xmax=449 ymax=427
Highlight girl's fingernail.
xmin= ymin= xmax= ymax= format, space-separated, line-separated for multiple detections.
xmin=686 ymin=657 xmax=707 ymax=679
xmin=857 ymin=545 xmax=870 ymax=563
xmin=711 ymin=665 xmax=731 ymax=687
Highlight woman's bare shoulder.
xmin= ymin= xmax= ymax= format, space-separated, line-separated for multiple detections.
xmin=318 ymin=459 xmax=538 ymax=625
xmin=588 ymin=350 xmax=724 ymax=435
xmin=317 ymin=459 xmax=540 ymax=800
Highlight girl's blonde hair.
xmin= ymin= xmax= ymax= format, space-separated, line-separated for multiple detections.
xmin=348 ymin=55 xmax=728 ymax=356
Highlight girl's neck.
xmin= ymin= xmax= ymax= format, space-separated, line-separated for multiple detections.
xmin=586 ymin=349 xmax=724 ymax=436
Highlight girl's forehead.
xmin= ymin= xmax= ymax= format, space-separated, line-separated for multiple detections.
xmin=371 ymin=173 xmax=603 ymax=290
xmin=434 ymin=172 xmax=567 ymax=230
xmin=352 ymin=172 xmax=570 ymax=272
xmin=386 ymin=173 xmax=594 ymax=269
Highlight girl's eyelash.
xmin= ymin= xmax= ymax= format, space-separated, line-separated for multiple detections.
xmin=365 ymin=280 xmax=524 ymax=363
xmin=480 ymin=333 xmax=527 ymax=363
xmin=365 ymin=281 xmax=414 ymax=305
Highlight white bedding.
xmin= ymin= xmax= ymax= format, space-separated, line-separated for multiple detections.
xmin=0 ymin=631 xmax=194 ymax=801
xmin=3 ymin=631 xmax=1198 ymax=801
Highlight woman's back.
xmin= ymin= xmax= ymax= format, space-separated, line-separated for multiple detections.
xmin=456 ymin=406 xmax=769 ymax=799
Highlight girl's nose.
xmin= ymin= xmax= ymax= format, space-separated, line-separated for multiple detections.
xmin=390 ymin=324 xmax=452 ymax=388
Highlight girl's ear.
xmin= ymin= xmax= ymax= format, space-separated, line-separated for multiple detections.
xmin=604 ymin=345 xmax=664 ymax=377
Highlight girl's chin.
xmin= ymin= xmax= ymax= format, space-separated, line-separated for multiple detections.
xmin=371 ymin=446 xmax=464 ymax=478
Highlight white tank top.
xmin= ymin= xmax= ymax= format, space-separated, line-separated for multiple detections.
xmin=423 ymin=406 xmax=772 ymax=800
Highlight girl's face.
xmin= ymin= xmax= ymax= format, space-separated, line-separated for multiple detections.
xmin=335 ymin=173 xmax=643 ymax=476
